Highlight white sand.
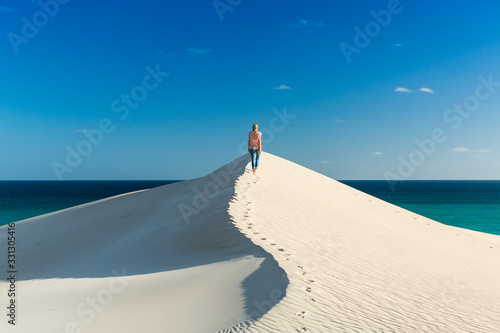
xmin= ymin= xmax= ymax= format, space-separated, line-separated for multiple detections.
xmin=1 ymin=152 xmax=499 ymax=332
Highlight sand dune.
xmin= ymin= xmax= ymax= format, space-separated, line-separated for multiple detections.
xmin=1 ymin=152 xmax=499 ymax=332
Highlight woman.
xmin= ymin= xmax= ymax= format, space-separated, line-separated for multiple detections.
xmin=248 ymin=123 xmax=262 ymax=175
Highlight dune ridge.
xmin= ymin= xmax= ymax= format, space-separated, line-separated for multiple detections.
xmin=1 ymin=152 xmax=499 ymax=332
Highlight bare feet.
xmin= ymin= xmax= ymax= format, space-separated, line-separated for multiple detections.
xmin=252 ymin=168 xmax=256 ymax=175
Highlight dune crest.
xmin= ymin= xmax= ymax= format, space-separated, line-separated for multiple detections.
xmin=1 ymin=152 xmax=500 ymax=332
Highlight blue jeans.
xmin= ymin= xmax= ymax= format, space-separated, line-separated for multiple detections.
xmin=249 ymin=149 xmax=260 ymax=169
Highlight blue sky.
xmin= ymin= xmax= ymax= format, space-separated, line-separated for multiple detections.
xmin=1 ymin=0 xmax=500 ymax=180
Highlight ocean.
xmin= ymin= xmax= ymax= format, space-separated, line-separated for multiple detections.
xmin=342 ymin=180 xmax=500 ymax=236
xmin=1 ymin=180 xmax=499 ymax=236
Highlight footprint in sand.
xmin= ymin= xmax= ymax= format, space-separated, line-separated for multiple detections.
xmin=278 ymin=248 xmax=285 ymax=252
xmin=295 ymin=311 xmax=305 ymax=318
xmin=261 ymin=237 xmax=266 ymax=240
xmin=305 ymin=287 xmax=312 ymax=292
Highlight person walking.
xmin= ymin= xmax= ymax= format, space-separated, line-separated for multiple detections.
xmin=248 ymin=123 xmax=262 ymax=175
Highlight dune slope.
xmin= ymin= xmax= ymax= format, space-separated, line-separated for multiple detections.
xmin=0 ymin=154 xmax=285 ymax=333
xmin=229 ymin=152 xmax=500 ymax=332
xmin=1 ymin=152 xmax=499 ymax=333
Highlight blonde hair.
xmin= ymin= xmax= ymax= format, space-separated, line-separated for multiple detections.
xmin=252 ymin=123 xmax=258 ymax=131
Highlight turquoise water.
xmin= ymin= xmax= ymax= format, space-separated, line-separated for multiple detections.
xmin=0 ymin=181 xmax=177 ymax=226
xmin=341 ymin=181 xmax=500 ymax=236
xmin=1 ymin=180 xmax=499 ymax=236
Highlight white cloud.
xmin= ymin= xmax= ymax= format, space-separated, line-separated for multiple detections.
xmin=394 ymin=87 xmax=414 ymax=93
xmin=452 ymin=147 xmax=470 ymax=153
xmin=275 ymin=84 xmax=292 ymax=90
xmin=186 ymin=47 xmax=212 ymax=55
xmin=320 ymin=160 xmax=331 ymax=164
xmin=333 ymin=119 xmax=343 ymax=123
xmin=475 ymin=148 xmax=492 ymax=153
xmin=371 ymin=152 xmax=382 ymax=155
xmin=76 ymin=129 xmax=89 ymax=133
xmin=419 ymin=87 xmax=435 ymax=93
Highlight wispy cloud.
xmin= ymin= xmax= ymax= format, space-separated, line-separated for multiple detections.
xmin=395 ymin=87 xmax=414 ymax=93
xmin=275 ymin=84 xmax=292 ymax=90
xmin=419 ymin=87 xmax=435 ymax=93
xmin=0 ymin=6 xmax=16 ymax=13
xmin=320 ymin=160 xmax=331 ymax=164
xmin=371 ymin=152 xmax=382 ymax=155
xmin=452 ymin=147 xmax=470 ymax=153
xmin=76 ymin=129 xmax=89 ymax=133
xmin=186 ymin=47 xmax=212 ymax=55
xmin=475 ymin=148 xmax=492 ymax=153
xmin=395 ymin=87 xmax=435 ymax=94
xmin=333 ymin=119 xmax=343 ymax=123
xmin=388 ymin=42 xmax=411 ymax=48
xmin=288 ymin=19 xmax=325 ymax=29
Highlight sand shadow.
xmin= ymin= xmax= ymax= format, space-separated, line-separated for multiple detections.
xmin=4 ymin=153 xmax=288 ymax=322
